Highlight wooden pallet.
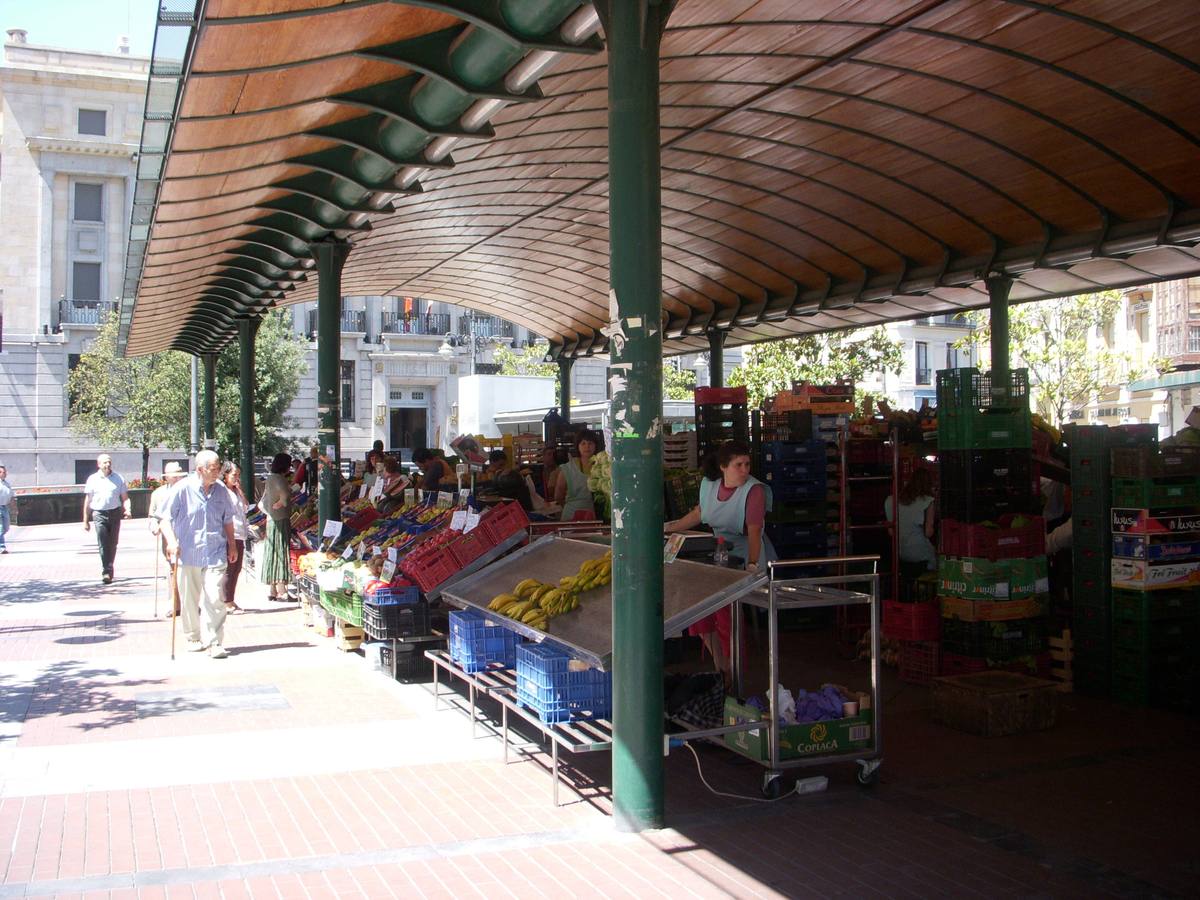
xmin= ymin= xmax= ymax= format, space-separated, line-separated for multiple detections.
xmin=1048 ymin=629 xmax=1072 ymax=692
xmin=334 ymin=620 xmax=364 ymax=652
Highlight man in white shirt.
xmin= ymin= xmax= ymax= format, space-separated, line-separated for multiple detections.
xmin=82 ymin=454 xmax=130 ymax=583
xmin=149 ymin=461 xmax=187 ymax=616
xmin=0 ymin=464 xmax=13 ymax=553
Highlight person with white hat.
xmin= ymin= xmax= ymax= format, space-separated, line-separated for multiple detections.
xmin=149 ymin=462 xmax=187 ymax=617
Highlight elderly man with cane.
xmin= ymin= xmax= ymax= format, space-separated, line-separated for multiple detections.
xmin=159 ymin=450 xmax=238 ymax=659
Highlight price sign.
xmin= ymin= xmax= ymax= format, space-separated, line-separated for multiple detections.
xmin=464 ymin=510 xmax=481 ymax=533
xmin=458 ymin=488 xmax=471 ymax=507
xmin=360 ymin=544 xmax=372 ymax=561
xmin=437 ymin=491 xmax=454 ymax=509
xmin=404 ymin=488 xmax=416 ymax=506
xmin=387 ymin=547 xmax=398 ymax=562
xmin=373 ymin=545 xmax=384 ymax=557
xmin=450 ymin=509 xmax=468 ymax=531
xmin=325 ymin=444 xmax=336 ymax=458
xmin=381 ymin=559 xmax=397 ymax=583
xmin=369 ymin=479 xmax=385 ymax=501
xmin=341 ymin=545 xmax=355 ymax=560
xmin=358 ymin=483 xmax=369 ymax=500
xmin=322 ymin=519 xmax=343 ymax=540
xmin=664 ymin=534 xmax=685 ymax=564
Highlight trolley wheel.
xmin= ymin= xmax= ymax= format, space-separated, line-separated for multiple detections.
xmin=761 ymin=772 xmax=784 ymax=799
xmin=855 ymin=758 xmax=881 ymax=787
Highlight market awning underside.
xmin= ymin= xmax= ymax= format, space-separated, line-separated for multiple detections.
xmin=121 ymin=0 xmax=1200 ymax=359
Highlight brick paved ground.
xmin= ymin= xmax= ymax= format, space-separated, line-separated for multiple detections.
xmin=1 ymin=519 xmax=1197 ymax=898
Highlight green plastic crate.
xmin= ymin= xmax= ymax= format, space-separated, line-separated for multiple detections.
xmin=937 ymin=367 xmax=1030 ymax=411
xmin=937 ymin=408 xmax=1032 ymax=451
xmin=319 ymin=588 xmax=363 ymax=628
xmin=1111 ymin=588 xmax=1199 ymax=623
xmin=1110 ymin=476 xmax=1200 ymax=508
xmin=1111 ymin=617 xmax=1195 ymax=653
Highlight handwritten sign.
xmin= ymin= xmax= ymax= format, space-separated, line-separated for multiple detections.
xmin=341 ymin=545 xmax=355 ymax=560
xmin=450 ymin=510 xmax=468 ymax=531
xmin=458 ymin=488 xmax=471 ymax=507
xmin=464 ymin=510 xmax=481 ymax=533
xmin=404 ymin=488 xmax=416 ymax=506
xmin=381 ymin=559 xmax=397 ymax=583
xmin=437 ymin=491 xmax=454 ymax=509
xmin=664 ymin=534 xmax=685 ymax=564
xmin=387 ymin=547 xmax=398 ymax=562
xmin=322 ymin=519 xmax=343 ymax=540
xmin=369 ymin=478 xmax=385 ymax=501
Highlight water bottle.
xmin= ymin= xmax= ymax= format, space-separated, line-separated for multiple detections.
xmin=713 ymin=536 xmax=729 ymax=567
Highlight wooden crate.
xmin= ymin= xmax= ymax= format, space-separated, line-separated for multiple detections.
xmin=334 ymin=619 xmax=364 ymax=652
xmin=1048 ymin=628 xmax=1073 ymax=693
xmin=932 ymin=671 xmax=1059 ymax=737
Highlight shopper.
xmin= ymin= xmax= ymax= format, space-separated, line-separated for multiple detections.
xmin=0 ymin=464 xmax=12 ymax=554
xmin=149 ymin=462 xmax=187 ymax=617
xmin=82 ymin=453 xmax=131 ymax=583
xmin=159 ymin=450 xmax=238 ymax=658
xmin=487 ymin=450 xmax=533 ymax=511
xmin=221 ymin=461 xmax=250 ymax=614
xmin=366 ymin=439 xmax=385 ymax=472
xmin=539 ymin=445 xmax=566 ymax=504
xmin=294 ymin=446 xmax=319 ymax=492
xmin=260 ymin=452 xmax=294 ymax=601
xmin=412 ymin=448 xmax=455 ymax=493
xmin=665 ymin=440 xmax=777 ymax=686
xmin=884 ymin=466 xmax=938 ymax=600
xmin=555 ymin=430 xmax=601 ymax=521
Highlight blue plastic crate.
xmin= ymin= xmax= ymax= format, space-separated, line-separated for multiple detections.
xmin=767 ymin=522 xmax=827 ymax=545
xmin=366 ymin=585 xmax=421 ymax=606
xmin=515 ymin=643 xmax=612 ymax=723
xmin=767 ymin=478 xmax=830 ymax=502
xmin=449 ymin=610 xmax=519 ymax=673
xmin=761 ymin=440 xmax=827 ymax=465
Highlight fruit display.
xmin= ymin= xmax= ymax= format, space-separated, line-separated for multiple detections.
xmin=486 ymin=551 xmax=613 ymax=631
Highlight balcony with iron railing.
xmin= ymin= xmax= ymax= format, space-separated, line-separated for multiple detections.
xmin=381 ymin=311 xmax=450 ymax=336
xmin=59 ymin=299 xmax=116 ymax=327
xmin=924 ymin=313 xmax=972 ymax=327
xmin=458 ymin=315 xmax=514 ymax=340
xmin=916 ymin=367 xmax=932 ymax=385
xmin=306 ymin=308 xmax=366 ymax=335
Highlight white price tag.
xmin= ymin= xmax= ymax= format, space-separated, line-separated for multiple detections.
xmin=464 ymin=510 xmax=481 ymax=533
xmin=369 ymin=479 xmax=385 ymax=500
xmin=322 ymin=519 xmax=343 ymax=539
xmin=373 ymin=545 xmax=384 ymax=557
xmin=404 ymin=488 xmax=416 ymax=506
xmin=387 ymin=547 xmax=398 ymax=562
xmin=437 ymin=491 xmax=454 ymax=509
xmin=341 ymin=545 xmax=355 ymax=560
xmin=358 ymin=484 xmax=369 ymax=500
xmin=381 ymin=559 xmax=397 ymax=583
xmin=450 ymin=510 xmax=468 ymax=531
xmin=458 ymin=488 xmax=471 ymax=507
xmin=325 ymin=444 xmax=336 ymax=458
xmin=664 ymin=534 xmax=685 ymax=564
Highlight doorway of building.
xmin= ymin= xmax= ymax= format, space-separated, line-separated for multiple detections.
xmin=390 ymin=407 xmax=427 ymax=457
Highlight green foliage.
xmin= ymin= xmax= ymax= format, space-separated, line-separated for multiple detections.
xmin=953 ymin=291 xmax=1142 ymax=426
xmin=663 ymin=359 xmax=697 ymax=400
xmin=67 ymin=314 xmax=191 ymax=481
xmin=728 ymin=327 xmax=904 ymax=407
xmin=494 ymin=341 xmax=558 ymax=379
xmin=212 ymin=311 xmax=305 ymax=461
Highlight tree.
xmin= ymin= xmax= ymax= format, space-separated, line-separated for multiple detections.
xmin=663 ymin=359 xmax=697 ymax=399
xmin=728 ymin=326 xmax=905 ymax=407
xmin=68 ymin=314 xmax=191 ymax=481
xmin=210 ymin=311 xmax=306 ymax=461
xmin=494 ymin=341 xmax=558 ymax=379
xmin=953 ymin=291 xmax=1149 ymax=427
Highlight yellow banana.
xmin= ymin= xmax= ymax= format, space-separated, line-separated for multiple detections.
xmin=531 ymin=583 xmax=556 ymax=602
xmin=514 ymin=579 xmax=540 ymax=598
xmin=521 ymin=608 xmax=545 ymax=624
xmin=489 ymin=593 xmax=517 ymax=611
xmin=559 ymin=576 xmax=577 ymax=592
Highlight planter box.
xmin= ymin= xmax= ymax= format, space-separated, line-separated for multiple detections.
xmin=723 ymin=697 xmax=872 ymax=761
xmin=932 ymin=671 xmax=1058 ymax=737
xmin=15 ymin=487 xmax=151 ymax=526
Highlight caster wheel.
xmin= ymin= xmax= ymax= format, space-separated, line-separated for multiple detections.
xmin=761 ymin=774 xmax=784 ymax=799
xmin=856 ymin=759 xmax=881 ymax=787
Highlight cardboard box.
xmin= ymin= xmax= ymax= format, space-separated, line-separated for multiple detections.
xmin=940 ymin=594 xmax=1048 ymax=622
xmin=1111 ymin=508 xmax=1200 ymax=534
xmin=938 ymin=556 xmax=1048 ymax=600
xmin=1111 ymin=558 xmax=1200 ymax=591
xmin=932 ymin=671 xmax=1058 ymax=737
xmin=1111 ymin=533 xmax=1200 ymax=561
xmin=723 ymin=697 xmax=873 ymax=761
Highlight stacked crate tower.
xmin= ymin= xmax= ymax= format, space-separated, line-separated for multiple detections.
xmin=695 ymin=386 xmax=750 ymax=461
xmin=936 ymin=368 xmax=1050 ymax=677
xmin=1108 ymin=441 xmax=1200 ymax=712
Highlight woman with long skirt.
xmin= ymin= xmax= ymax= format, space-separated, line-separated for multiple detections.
xmin=260 ymin=452 xmax=294 ymax=601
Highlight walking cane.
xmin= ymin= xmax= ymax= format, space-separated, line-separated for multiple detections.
xmin=153 ymin=546 xmax=160 ymax=619
xmin=169 ymin=558 xmax=179 ymax=660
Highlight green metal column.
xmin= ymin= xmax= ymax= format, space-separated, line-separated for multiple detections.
xmin=598 ymin=0 xmax=670 ymax=833
xmin=203 ymin=353 xmax=217 ymax=450
xmin=986 ymin=274 xmax=1012 ymax=380
xmin=558 ymin=357 xmax=574 ymax=422
xmin=707 ymin=330 xmax=726 ymax=389
xmin=312 ymin=239 xmax=351 ymax=536
xmin=238 ymin=317 xmax=260 ymax=500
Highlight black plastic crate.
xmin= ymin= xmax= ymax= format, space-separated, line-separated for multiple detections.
xmin=381 ymin=641 xmax=437 ymax=683
xmin=757 ymin=410 xmax=813 ymax=443
xmin=363 ymin=599 xmax=431 ymax=642
xmin=938 ymin=448 xmax=1038 ymax=522
xmin=941 ymin=618 xmax=1044 ymax=660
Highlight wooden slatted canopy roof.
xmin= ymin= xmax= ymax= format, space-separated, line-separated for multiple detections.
xmin=121 ymin=0 xmax=1200 ymax=359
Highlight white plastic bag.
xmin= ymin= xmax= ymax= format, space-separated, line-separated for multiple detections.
xmin=776 ymin=686 xmax=797 ymax=725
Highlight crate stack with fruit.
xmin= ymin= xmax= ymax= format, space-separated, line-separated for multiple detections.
xmin=935 ymin=368 xmax=1050 ymax=678
xmin=1108 ymin=442 xmax=1200 ymax=711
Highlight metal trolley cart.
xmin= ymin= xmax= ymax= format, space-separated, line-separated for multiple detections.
xmin=429 ymin=534 xmax=768 ymax=803
xmin=728 ymin=555 xmax=884 ymax=796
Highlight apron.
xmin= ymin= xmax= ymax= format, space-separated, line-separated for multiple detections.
xmin=690 ymin=476 xmax=777 ymax=643
xmin=559 ymin=459 xmax=595 ymax=521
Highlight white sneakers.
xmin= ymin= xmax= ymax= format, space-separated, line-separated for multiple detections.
xmin=209 ymin=646 xmax=228 ymax=659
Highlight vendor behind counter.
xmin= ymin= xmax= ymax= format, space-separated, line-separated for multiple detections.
xmin=485 ymin=450 xmax=533 ymax=511
xmin=412 ymin=448 xmax=456 ymax=492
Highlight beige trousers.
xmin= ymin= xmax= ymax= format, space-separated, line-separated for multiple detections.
xmin=177 ymin=563 xmax=228 ymax=649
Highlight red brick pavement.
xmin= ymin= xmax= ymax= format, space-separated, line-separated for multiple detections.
xmin=1 ymin=522 xmax=1195 ymax=898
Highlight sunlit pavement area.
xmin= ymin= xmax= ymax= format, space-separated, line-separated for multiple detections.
xmin=1 ymin=520 xmax=1197 ymax=899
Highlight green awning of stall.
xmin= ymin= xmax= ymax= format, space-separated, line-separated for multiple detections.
xmin=1129 ymin=370 xmax=1200 ymax=392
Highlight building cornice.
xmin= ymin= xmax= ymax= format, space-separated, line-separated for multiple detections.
xmin=26 ymin=135 xmax=137 ymax=158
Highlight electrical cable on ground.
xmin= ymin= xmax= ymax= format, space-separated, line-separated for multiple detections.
xmin=683 ymin=741 xmax=814 ymax=803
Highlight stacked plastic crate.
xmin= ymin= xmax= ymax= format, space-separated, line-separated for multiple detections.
xmin=761 ymin=438 xmax=838 ymax=559
xmin=936 ymin=368 xmax=1049 ymax=677
xmin=695 ymin=386 xmax=750 ymax=460
xmin=1109 ymin=443 xmax=1200 ymax=711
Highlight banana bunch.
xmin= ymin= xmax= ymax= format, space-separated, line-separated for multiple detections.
xmin=483 ymin=553 xmax=611 ymax=630
xmin=557 ymin=550 xmax=613 ymax=595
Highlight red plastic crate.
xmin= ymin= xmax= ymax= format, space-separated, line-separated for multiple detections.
xmin=883 ymin=600 xmax=940 ymax=641
xmin=694 ymin=386 xmax=748 ymax=405
xmin=939 ymin=514 xmax=1046 ymax=560
xmin=410 ymin=546 xmax=461 ymax=593
xmin=478 ymin=501 xmax=530 ymax=546
xmin=899 ymin=640 xmax=941 ymax=685
xmin=449 ymin=528 xmax=491 ymax=567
